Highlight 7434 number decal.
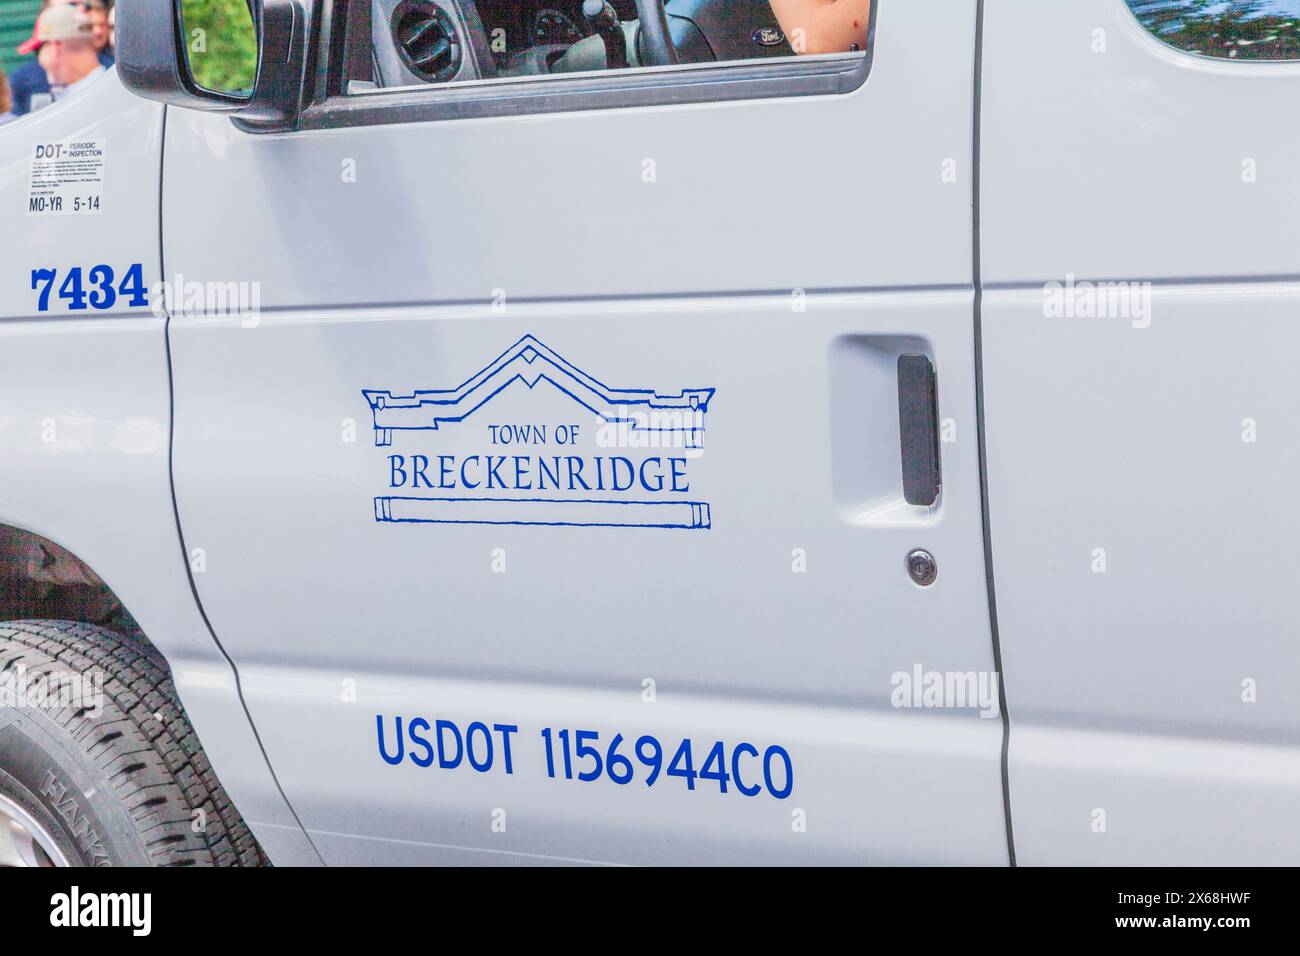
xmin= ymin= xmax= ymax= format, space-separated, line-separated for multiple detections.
xmin=31 ymin=264 xmax=149 ymax=313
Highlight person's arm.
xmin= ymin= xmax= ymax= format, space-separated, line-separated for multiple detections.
xmin=768 ymin=0 xmax=870 ymax=54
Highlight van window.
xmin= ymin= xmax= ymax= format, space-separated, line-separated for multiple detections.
xmin=339 ymin=0 xmax=872 ymax=95
xmin=1127 ymin=0 xmax=1300 ymax=61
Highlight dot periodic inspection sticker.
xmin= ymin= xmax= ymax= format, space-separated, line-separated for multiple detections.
xmin=27 ymin=139 xmax=106 ymax=216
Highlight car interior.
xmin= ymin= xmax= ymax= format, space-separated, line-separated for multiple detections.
xmin=355 ymin=0 xmax=836 ymax=91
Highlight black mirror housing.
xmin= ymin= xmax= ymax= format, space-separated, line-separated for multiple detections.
xmin=116 ymin=0 xmax=313 ymax=132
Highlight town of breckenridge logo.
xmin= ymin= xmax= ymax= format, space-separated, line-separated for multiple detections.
xmin=362 ymin=335 xmax=715 ymax=530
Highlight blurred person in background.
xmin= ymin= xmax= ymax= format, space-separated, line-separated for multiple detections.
xmin=9 ymin=0 xmax=111 ymax=116
xmin=27 ymin=3 xmax=103 ymax=108
xmin=86 ymin=0 xmax=113 ymax=67
xmin=9 ymin=0 xmax=57 ymax=115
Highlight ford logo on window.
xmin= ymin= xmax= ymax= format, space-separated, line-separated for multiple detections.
xmin=752 ymin=26 xmax=786 ymax=47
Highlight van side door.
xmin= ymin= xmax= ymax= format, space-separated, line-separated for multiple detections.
xmin=162 ymin=0 xmax=1007 ymax=865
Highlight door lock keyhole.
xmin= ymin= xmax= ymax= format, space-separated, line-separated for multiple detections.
xmin=907 ymin=549 xmax=938 ymax=587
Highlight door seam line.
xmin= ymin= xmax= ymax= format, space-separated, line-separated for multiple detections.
xmin=158 ymin=104 xmax=326 ymax=866
xmin=971 ymin=0 xmax=1017 ymax=868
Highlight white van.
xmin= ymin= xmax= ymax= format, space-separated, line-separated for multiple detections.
xmin=1 ymin=0 xmax=1297 ymax=867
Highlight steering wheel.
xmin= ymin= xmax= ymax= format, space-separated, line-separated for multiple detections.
xmin=634 ymin=0 xmax=679 ymax=66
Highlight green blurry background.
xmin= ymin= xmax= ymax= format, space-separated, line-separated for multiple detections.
xmin=1 ymin=0 xmax=42 ymax=76
xmin=180 ymin=0 xmax=258 ymax=94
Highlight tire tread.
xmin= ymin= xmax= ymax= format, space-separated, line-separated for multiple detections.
xmin=0 ymin=620 xmax=269 ymax=867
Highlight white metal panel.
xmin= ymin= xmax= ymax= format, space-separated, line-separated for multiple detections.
xmin=163 ymin=0 xmax=1006 ymax=864
xmin=981 ymin=0 xmax=1300 ymax=284
xmin=160 ymin=1 xmax=975 ymax=305
xmin=981 ymin=0 xmax=1300 ymax=864
xmin=0 ymin=74 xmax=320 ymax=863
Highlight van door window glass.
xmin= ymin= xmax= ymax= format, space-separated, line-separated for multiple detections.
xmin=345 ymin=0 xmax=871 ymax=93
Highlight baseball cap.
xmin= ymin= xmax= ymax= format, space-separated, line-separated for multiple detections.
xmin=17 ymin=4 xmax=94 ymax=55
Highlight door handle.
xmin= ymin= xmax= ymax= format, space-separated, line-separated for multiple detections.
xmin=897 ymin=354 xmax=941 ymax=506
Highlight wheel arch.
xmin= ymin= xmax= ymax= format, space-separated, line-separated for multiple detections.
xmin=0 ymin=520 xmax=325 ymax=865
xmin=0 ymin=522 xmax=142 ymax=638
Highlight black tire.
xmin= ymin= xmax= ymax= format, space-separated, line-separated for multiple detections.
xmin=0 ymin=620 xmax=268 ymax=866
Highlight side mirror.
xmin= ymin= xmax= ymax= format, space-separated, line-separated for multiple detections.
xmin=116 ymin=0 xmax=313 ymax=131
